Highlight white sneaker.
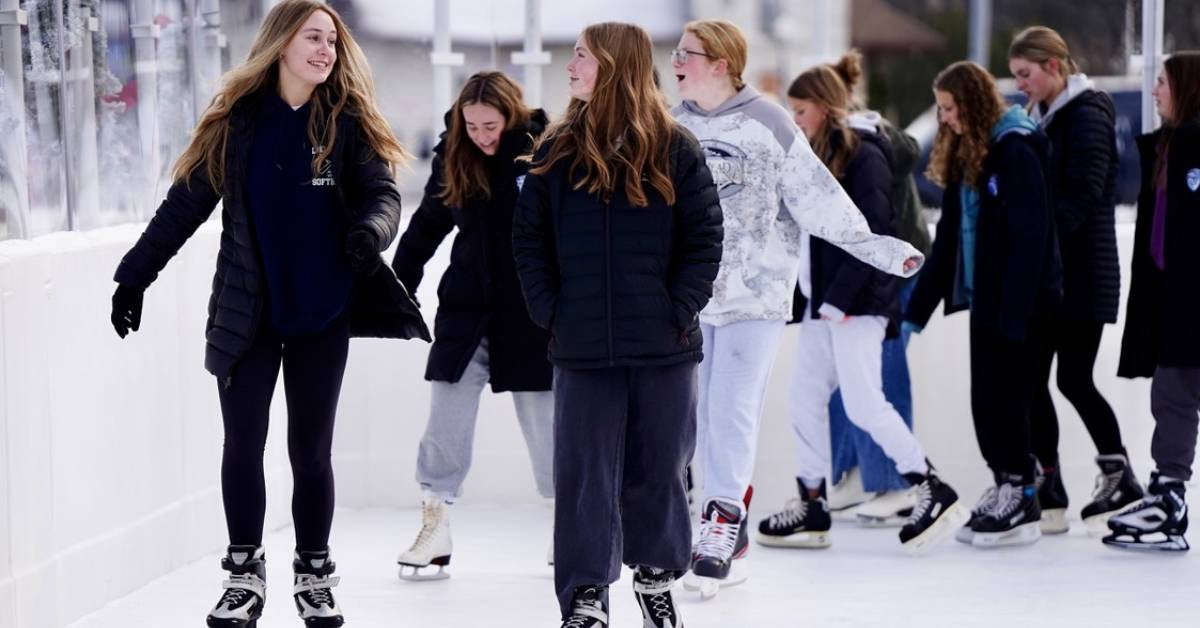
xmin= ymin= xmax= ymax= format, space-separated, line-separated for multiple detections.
xmin=856 ymin=488 xmax=918 ymax=528
xmin=828 ymin=468 xmax=870 ymax=520
xmin=397 ymin=497 xmax=452 ymax=581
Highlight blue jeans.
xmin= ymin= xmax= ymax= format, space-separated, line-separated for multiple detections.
xmin=829 ymin=277 xmax=917 ymax=492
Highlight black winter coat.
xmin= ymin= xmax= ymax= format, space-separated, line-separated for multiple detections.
xmin=1118 ymin=121 xmax=1200 ymax=377
xmin=391 ymin=111 xmax=552 ymax=392
xmin=905 ymin=130 xmax=1062 ymax=342
xmin=793 ymin=130 xmax=900 ymax=333
xmin=115 ymin=92 xmax=430 ymax=380
xmin=1042 ymin=90 xmax=1121 ymax=323
xmin=512 ymin=126 xmax=724 ymax=369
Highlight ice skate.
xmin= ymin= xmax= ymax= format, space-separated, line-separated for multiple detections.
xmin=397 ymin=497 xmax=452 ymax=581
xmin=1103 ymin=473 xmax=1188 ymax=552
xmin=1036 ymin=465 xmax=1070 ymax=534
xmin=899 ymin=469 xmax=967 ymax=555
xmin=955 ymin=485 xmax=998 ymax=544
xmin=292 ymin=549 xmax=343 ymax=627
xmin=685 ymin=491 xmax=751 ymax=600
xmin=755 ymin=479 xmax=832 ymax=549
xmin=855 ymin=488 xmax=916 ymax=528
xmin=828 ymin=467 xmax=869 ymax=521
xmin=561 ymin=585 xmax=609 ymax=628
xmin=1082 ymin=454 xmax=1145 ymax=535
xmin=971 ymin=480 xmax=1043 ymax=548
xmin=633 ymin=566 xmax=684 ymax=627
xmin=206 ymin=545 xmax=266 ymax=628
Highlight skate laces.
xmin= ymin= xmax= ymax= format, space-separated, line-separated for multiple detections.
xmin=293 ymin=573 xmax=339 ymax=608
xmin=972 ymin=486 xmax=999 ymax=516
xmin=218 ymin=573 xmax=264 ymax=606
xmin=1092 ymin=469 xmax=1123 ymax=501
xmin=634 ymin=569 xmax=677 ymax=620
xmin=987 ymin=484 xmax=1024 ymax=519
xmin=563 ymin=590 xmax=608 ymax=627
xmin=408 ymin=501 xmax=446 ymax=553
xmin=696 ymin=504 xmax=741 ymax=559
xmin=904 ymin=482 xmax=933 ymax=526
xmin=766 ymin=498 xmax=807 ymax=529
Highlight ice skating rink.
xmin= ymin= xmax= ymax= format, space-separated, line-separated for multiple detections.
xmin=68 ymin=503 xmax=1197 ymax=627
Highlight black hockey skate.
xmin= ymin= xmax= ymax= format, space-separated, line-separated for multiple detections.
xmin=755 ymin=478 xmax=831 ymax=549
xmin=955 ymin=485 xmax=999 ymax=544
xmin=561 ymin=585 xmax=609 ymax=628
xmin=971 ymin=478 xmax=1042 ymax=548
xmin=899 ymin=468 xmax=967 ymax=555
xmin=685 ymin=490 xmax=751 ymax=599
xmin=1103 ymin=472 xmax=1188 ymax=552
xmin=1036 ymin=464 xmax=1070 ymax=534
xmin=1082 ymin=454 xmax=1145 ymax=535
xmin=293 ymin=549 xmax=343 ymax=627
xmin=633 ymin=566 xmax=684 ymax=628
xmin=207 ymin=545 xmax=266 ymax=628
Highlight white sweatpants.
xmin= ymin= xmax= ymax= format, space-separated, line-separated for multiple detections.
xmin=696 ymin=319 xmax=787 ymax=505
xmin=790 ymin=316 xmax=927 ymax=484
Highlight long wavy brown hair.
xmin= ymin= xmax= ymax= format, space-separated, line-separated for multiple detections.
xmin=788 ymin=51 xmax=863 ymax=178
xmin=1155 ymin=51 xmax=1200 ymax=181
xmin=440 ymin=71 xmax=533 ymax=208
xmin=172 ymin=0 xmax=410 ymax=191
xmin=529 ymin=22 xmax=676 ymax=207
xmin=926 ymin=61 xmax=1006 ymax=187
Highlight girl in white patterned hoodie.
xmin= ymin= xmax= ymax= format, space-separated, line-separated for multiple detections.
xmin=670 ymin=20 xmax=923 ymax=597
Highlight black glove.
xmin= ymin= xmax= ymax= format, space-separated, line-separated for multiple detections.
xmin=111 ymin=284 xmax=144 ymax=338
xmin=346 ymin=229 xmax=382 ymax=275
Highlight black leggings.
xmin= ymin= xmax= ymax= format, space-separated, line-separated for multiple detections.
xmin=1030 ymin=318 xmax=1125 ymax=468
xmin=969 ymin=323 xmax=1043 ymax=482
xmin=216 ymin=317 xmax=350 ymax=551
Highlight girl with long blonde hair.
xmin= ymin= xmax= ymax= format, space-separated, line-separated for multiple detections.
xmin=512 ymin=21 xmax=723 ymax=628
xmin=110 ymin=2 xmax=425 ymax=625
xmin=905 ymin=60 xmax=1061 ymax=549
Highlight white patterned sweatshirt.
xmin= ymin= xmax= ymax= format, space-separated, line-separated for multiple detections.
xmin=672 ymin=86 xmax=923 ymax=326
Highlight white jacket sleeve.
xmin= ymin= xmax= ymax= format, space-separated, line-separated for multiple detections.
xmin=778 ymin=132 xmax=923 ymax=277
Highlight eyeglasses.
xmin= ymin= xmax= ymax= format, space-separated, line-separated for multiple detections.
xmin=670 ymin=48 xmax=714 ymax=65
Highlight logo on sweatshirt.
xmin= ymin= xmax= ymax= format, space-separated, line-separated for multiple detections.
xmin=515 ymin=175 xmax=526 ymax=191
xmin=699 ymin=139 xmax=748 ymax=199
xmin=310 ymin=145 xmax=335 ymax=187
xmin=987 ymin=174 xmax=999 ymax=197
xmin=1187 ymin=168 xmax=1200 ymax=192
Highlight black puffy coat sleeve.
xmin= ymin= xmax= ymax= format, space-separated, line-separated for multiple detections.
xmin=995 ymin=137 xmax=1054 ymax=341
xmin=667 ymin=129 xmax=724 ymax=330
xmin=822 ymin=141 xmax=893 ymax=312
xmin=113 ymin=166 xmax=222 ymax=289
xmin=1056 ymin=99 xmax=1116 ymax=240
xmin=512 ymin=146 xmax=559 ymax=330
xmin=345 ymin=120 xmax=403 ymax=250
xmin=904 ymin=184 xmax=959 ymax=328
xmin=390 ymin=153 xmax=456 ymax=293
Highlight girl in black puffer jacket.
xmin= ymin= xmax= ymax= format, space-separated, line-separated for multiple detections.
xmin=390 ymin=72 xmax=556 ymax=578
xmin=110 ymin=3 xmax=427 ymax=625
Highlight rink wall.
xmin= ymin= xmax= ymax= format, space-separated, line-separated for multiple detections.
xmin=0 ymin=218 xmax=1156 ymax=628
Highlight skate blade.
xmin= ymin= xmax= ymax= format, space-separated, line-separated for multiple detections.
xmin=397 ymin=563 xmax=450 ymax=581
xmin=830 ymin=506 xmax=863 ymax=522
xmin=1083 ymin=512 xmax=1120 ymax=537
xmin=954 ymin=525 xmax=975 ymax=545
xmin=856 ymin=514 xmax=907 ymax=528
xmin=972 ymin=522 xmax=1042 ymax=548
xmin=754 ymin=530 xmax=831 ymax=549
xmin=1102 ymin=532 xmax=1190 ymax=553
xmin=681 ymin=567 xmax=748 ymax=597
xmin=903 ymin=502 xmax=968 ymax=556
xmin=1039 ymin=508 xmax=1070 ymax=535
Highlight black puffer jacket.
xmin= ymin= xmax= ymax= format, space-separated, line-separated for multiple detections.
xmin=906 ymin=130 xmax=1062 ymax=342
xmin=512 ymin=126 xmax=723 ymax=368
xmin=1041 ymin=89 xmax=1121 ymax=323
xmin=793 ymin=129 xmax=900 ymax=333
xmin=391 ymin=110 xmax=552 ymax=392
xmin=115 ymin=92 xmax=429 ymax=379
xmin=1118 ymin=121 xmax=1200 ymax=377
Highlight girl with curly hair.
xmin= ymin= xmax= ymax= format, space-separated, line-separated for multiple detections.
xmin=904 ymin=61 xmax=1062 ymax=549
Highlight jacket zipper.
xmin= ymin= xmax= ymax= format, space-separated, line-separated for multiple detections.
xmin=605 ymin=198 xmax=615 ymax=366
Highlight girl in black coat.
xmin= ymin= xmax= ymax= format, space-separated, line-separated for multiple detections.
xmin=109 ymin=3 xmax=426 ymax=625
xmin=513 ymin=22 xmax=722 ymax=628
xmin=755 ymin=54 xmax=965 ymax=556
xmin=390 ymin=72 xmax=555 ymax=578
xmin=906 ymin=61 xmax=1062 ymax=549
xmin=1008 ymin=26 xmax=1140 ymax=535
xmin=1106 ymin=52 xmax=1200 ymax=553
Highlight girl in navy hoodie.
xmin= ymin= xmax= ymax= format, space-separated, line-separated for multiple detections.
xmin=905 ymin=61 xmax=1062 ymax=549
xmin=109 ymin=2 xmax=426 ymax=625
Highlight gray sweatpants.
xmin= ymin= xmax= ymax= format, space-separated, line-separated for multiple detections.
xmin=1151 ymin=366 xmax=1200 ymax=482
xmin=415 ymin=338 xmax=555 ymax=500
